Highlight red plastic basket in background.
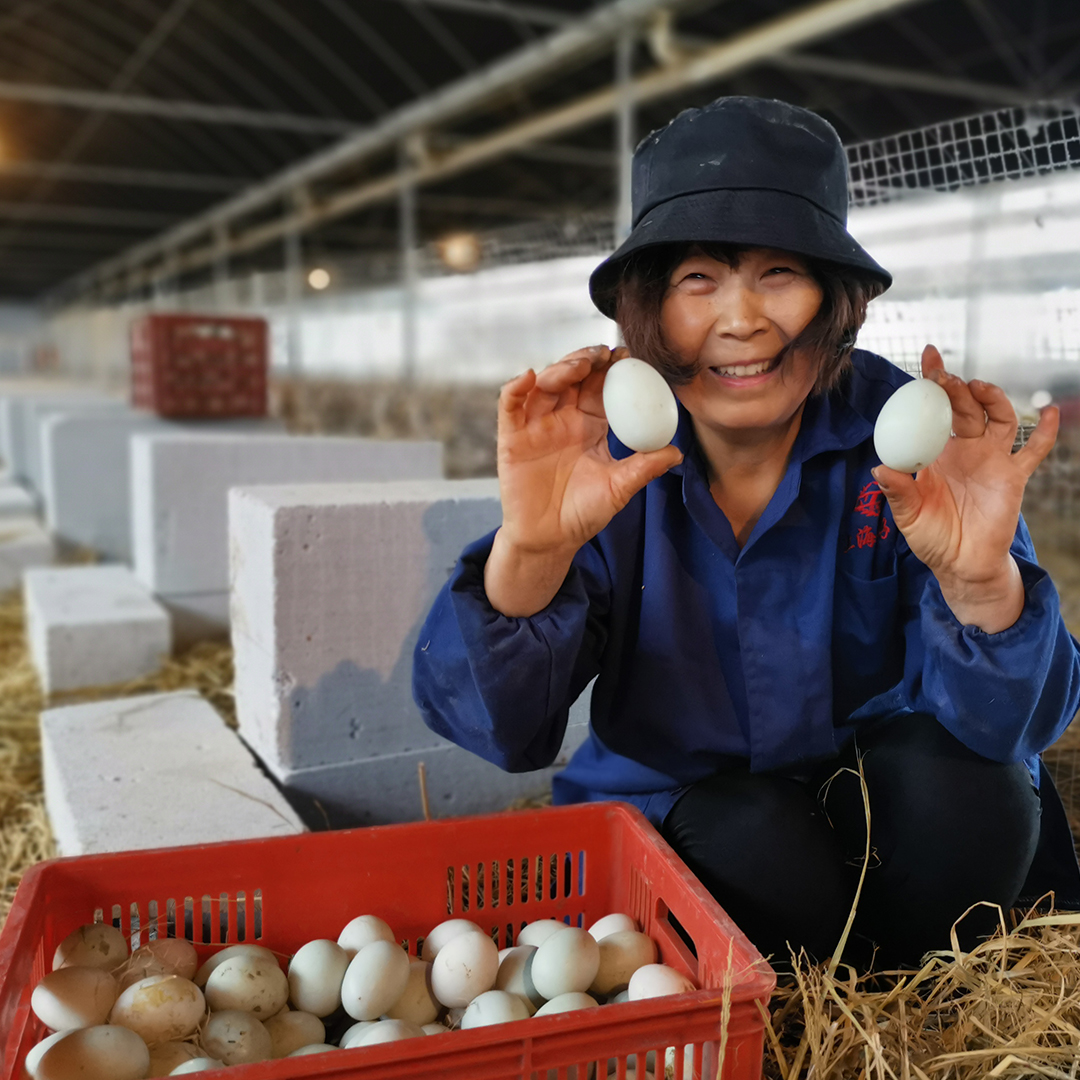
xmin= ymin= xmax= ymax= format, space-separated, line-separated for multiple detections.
xmin=0 ymin=802 xmax=775 ymax=1080
xmin=130 ymin=313 xmax=268 ymax=418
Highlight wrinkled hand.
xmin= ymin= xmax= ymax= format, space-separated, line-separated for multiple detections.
xmin=872 ymin=344 xmax=1058 ymax=631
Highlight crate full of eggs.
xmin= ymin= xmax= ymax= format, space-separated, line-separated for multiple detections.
xmin=0 ymin=803 xmax=775 ymax=1079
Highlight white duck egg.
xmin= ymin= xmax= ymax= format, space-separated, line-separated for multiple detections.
xmin=202 ymin=1010 xmax=272 ymax=1065
xmin=108 ymin=974 xmax=205 ymax=1046
xmin=420 ymin=918 xmax=485 ymax=962
xmin=602 ymin=357 xmax=679 ymax=453
xmin=169 ymin=1058 xmax=225 ymax=1075
xmin=873 ymin=377 xmax=953 ymax=473
xmin=533 ymin=991 xmax=599 ymax=1017
xmin=204 ymin=952 xmax=288 ymax=1018
xmin=52 ymin=924 xmax=129 ymax=973
xmin=337 ymin=915 xmax=395 ymax=958
xmin=288 ymin=939 xmax=349 ymax=1016
xmin=383 ymin=959 xmax=440 ymax=1025
xmin=430 ymin=932 xmax=499 ymax=1008
xmin=586 ymin=913 xmax=638 ymax=941
xmin=339 ymin=1020 xmax=379 ymax=1047
xmin=31 ymin=967 xmax=118 ymax=1030
xmin=146 ymin=1040 xmax=202 ymax=1077
xmin=627 ymin=963 xmax=696 ymax=1000
xmin=340 ymin=939 xmax=410 ymax=1021
xmin=120 ymin=939 xmax=199 ymax=992
xmin=193 ymin=943 xmax=278 ymax=988
xmin=36 ymin=1025 xmax=149 ymax=1080
xmin=461 ymin=989 xmax=532 ymax=1028
xmin=530 ymin=928 xmax=600 ymax=1001
xmin=24 ymin=1030 xmax=76 ymax=1079
xmin=589 ymin=931 xmax=658 ymax=997
xmin=264 ymin=1010 xmax=325 ymax=1057
xmin=353 ymin=1019 xmax=426 ymax=1046
xmin=495 ymin=945 xmax=538 ymax=1012
xmin=422 ymin=1022 xmax=449 ymax=1035
xmin=516 ymin=920 xmax=566 ymax=948
xmin=288 ymin=1043 xmax=337 ymax=1055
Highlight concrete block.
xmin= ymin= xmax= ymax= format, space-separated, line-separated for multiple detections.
xmin=0 ymin=516 xmax=54 ymax=591
xmin=0 ymin=479 xmax=35 ymax=518
xmin=41 ymin=690 xmax=306 ymax=856
xmin=42 ymin=413 xmax=284 ymax=562
xmin=24 ymin=565 xmax=172 ymax=694
xmin=17 ymin=395 xmax=125 ymax=491
xmin=132 ymin=433 xmax=443 ymax=598
xmin=156 ymin=590 xmax=231 ymax=648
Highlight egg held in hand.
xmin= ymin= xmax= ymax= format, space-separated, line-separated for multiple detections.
xmin=873 ymin=377 xmax=952 ymax=473
xmin=602 ymin=358 xmax=679 ymax=454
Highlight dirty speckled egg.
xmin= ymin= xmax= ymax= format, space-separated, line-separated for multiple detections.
xmin=589 ymin=931 xmax=658 ymax=997
xmin=120 ymin=939 xmax=199 ymax=991
xmin=533 ymin=991 xmax=599 ymax=1017
xmin=31 ymin=966 xmax=118 ymax=1030
xmin=626 ymin=963 xmax=696 ymax=1000
xmin=586 ymin=913 xmax=638 ymax=941
xmin=341 ymin=939 xmax=411 ymax=1021
xmin=337 ymin=914 xmax=396 ymax=958
xmin=264 ymin=1009 xmax=325 ymax=1058
xmin=431 ymin=931 xmax=499 ymax=1008
xmin=194 ymin=943 xmax=278 ymax=988
xmin=495 ymin=945 xmax=538 ymax=1012
xmin=146 ymin=1039 xmax=202 ymax=1077
xmin=288 ymin=938 xmax=349 ymax=1017
xmin=287 ymin=1043 xmax=337 ymax=1055
xmin=383 ymin=959 xmax=440 ymax=1025
xmin=420 ymin=918 xmax=484 ymax=961
xmin=530 ymin=928 xmax=600 ymax=1001
xmin=202 ymin=1009 xmax=273 ymax=1065
xmin=169 ymin=1058 xmax=226 ymax=1074
xmin=36 ymin=1024 xmax=149 ymax=1080
xmin=23 ymin=1030 xmax=76 ymax=1079
xmin=602 ymin=357 xmax=679 ymax=453
xmin=205 ymin=952 xmax=289 ymax=1017
xmin=52 ymin=924 xmax=129 ymax=972
xmin=461 ymin=989 xmax=532 ymax=1028
xmin=108 ymin=974 xmax=205 ymax=1046
xmin=352 ymin=1018 xmax=426 ymax=1046
xmin=873 ymin=377 xmax=953 ymax=473
xmin=516 ymin=920 xmax=566 ymax=949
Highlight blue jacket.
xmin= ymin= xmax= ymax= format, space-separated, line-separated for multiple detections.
xmin=412 ymin=351 xmax=1080 ymax=834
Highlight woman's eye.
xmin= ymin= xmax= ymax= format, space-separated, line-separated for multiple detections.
xmin=765 ymin=266 xmax=794 ymax=276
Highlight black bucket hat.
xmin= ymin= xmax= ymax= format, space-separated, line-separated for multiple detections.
xmin=589 ymin=96 xmax=891 ymax=318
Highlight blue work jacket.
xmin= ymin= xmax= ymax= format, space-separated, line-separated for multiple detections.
xmin=412 ymin=350 xmax=1080 ymax=840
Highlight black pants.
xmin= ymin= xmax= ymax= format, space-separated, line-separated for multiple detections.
xmin=661 ymin=714 xmax=1042 ymax=970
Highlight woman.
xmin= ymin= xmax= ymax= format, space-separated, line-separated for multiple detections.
xmin=412 ymin=96 xmax=1080 ymax=968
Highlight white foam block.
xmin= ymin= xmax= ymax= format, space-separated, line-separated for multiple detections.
xmin=132 ymin=434 xmax=444 ymax=597
xmin=24 ymin=565 xmax=172 ymax=694
xmin=0 ymin=516 xmax=54 ymax=590
xmin=0 ymin=479 xmax=35 ymax=518
xmin=41 ymin=690 xmax=306 ymax=856
xmin=42 ymin=412 xmax=284 ymax=562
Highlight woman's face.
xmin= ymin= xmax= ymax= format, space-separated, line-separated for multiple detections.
xmin=660 ymin=247 xmax=824 ymax=438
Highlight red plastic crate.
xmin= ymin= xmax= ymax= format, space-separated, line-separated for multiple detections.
xmin=0 ymin=803 xmax=774 ymax=1080
xmin=130 ymin=313 xmax=268 ymax=418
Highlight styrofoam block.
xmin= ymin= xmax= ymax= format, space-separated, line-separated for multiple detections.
xmin=0 ymin=516 xmax=54 ymax=590
xmin=42 ymin=413 xmax=284 ymax=562
xmin=24 ymin=565 xmax=172 ymax=694
xmin=41 ymin=690 xmax=306 ymax=856
xmin=0 ymin=479 xmax=35 ymax=518
xmin=20 ymin=395 xmax=125 ymax=491
xmin=132 ymin=434 xmax=444 ymax=596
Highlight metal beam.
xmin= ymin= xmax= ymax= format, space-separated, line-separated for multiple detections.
xmin=0 ymin=78 xmax=359 ymax=133
xmin=0 ymin=160 xmax=247 ymax=192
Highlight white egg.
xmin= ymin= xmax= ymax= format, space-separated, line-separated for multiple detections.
xmin=36 ymin=1024 xmax=149 ymax=1080
xmin=288 ymin=938 xmax=349 ymax=1016
xmin=339 ymin=1020 xmax=379 ymax=1048
xmin=109 ymin=974 xmax=205 ymax=1045
xmin=873 ymin=377 xmax=953 ymax=473
xmin=609 ymin=989 xmax=630 ymax=1005
xmin=193 ymin=943 xmax=278 ymax=987
xmin=202 ymin=1009 xmax=273 ymax=1065
xmin=265 ymin=1010 xmax=325 ymax=1057
xmin=461 ymin=989 xmax=532 ymax=1028
xmin=587 ymin=913 xmax=638 ymax=941
xmin=31 ymin=967 xmax=118 ymax=1030
xmin=430 ymin=931 xmax=499 ymax=1008
xmin=589 ymin=931 xmax=658 ymax=997
xmin=420 ymin=918 xmax=484 ymax=961
xmin=169 ymin=1058 xmax=225 ymax=1074
xmin=517 ymin=920 xmax=566 ymax=948
xmin=530 ymin=928 xmax=600 ymax=1000
xmin=287 ymin=1043 xmax=337 ymax=1055
xmin=495 ymin=945 xmax=538 ymax=1011
xmin=337 ymin=915 xmax=396 ymax=958
xmin=52 ymin=924 xmax=129 ymax=972
xmin=626 ymin=963 xmax=696 ymax=1000
xmin=352 ymin=1018 xmax=426 ymax=1046
xmin=146 ymin=1040 xmax=202 ymax=1077
xmin=422 ymin=1022 xmax=449 ymax=1035
xmin=533 ymin=991 xmax=599 ymax=1017
xmin=120 ymin=939 xmax=199 ymax=991
xmin=204 ymin=952 xmax=288 ymax=1018
xmin=24 ymin=1029 xmax=76 ymax=1078
xmin=602 ymin=357 xmax=679 ymax=453
xmin=340 ymin=939 xmax=411 ymax=1021
xmin=383 ymin=959 xmax=440 ymax=1025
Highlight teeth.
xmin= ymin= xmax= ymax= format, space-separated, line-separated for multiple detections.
xmin=715 ymin=361 xmax=771 ymax=376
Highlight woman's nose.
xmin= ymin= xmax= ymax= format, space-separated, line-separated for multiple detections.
xmin=710 ymin=282 xmax=769 ymax=340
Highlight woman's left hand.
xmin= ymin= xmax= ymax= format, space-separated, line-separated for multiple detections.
xmin=871 ymin=344 xmax=1059 ymax=633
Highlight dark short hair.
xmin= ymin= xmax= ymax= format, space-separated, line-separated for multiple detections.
xmin=598 ymin=242 xmax=886 ymax=394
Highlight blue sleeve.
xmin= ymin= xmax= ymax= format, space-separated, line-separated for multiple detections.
xmin=412 ymin=529 xmax=611 ymax=772
xmin=901 ymin=515 xmax=1080 ymax=761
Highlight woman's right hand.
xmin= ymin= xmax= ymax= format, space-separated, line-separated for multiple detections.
xmin=484 ymin=344 xmax=684 ymax=617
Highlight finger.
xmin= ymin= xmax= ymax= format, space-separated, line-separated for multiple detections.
xmin=871 ymin=464 xmax=924 ymax=532
xmin=559 ymin=344 xmax=612 ymax=366
xmin=577 ymin=363 xmax=613 ymax=420
xmin=608 ymin=445 xmax=684 ymax=509
xmin=534 ymin=355 xmax=594 ymax=394
xmin=498 ymin=369 xmax=536 ymax=432
xmin=967 ymin=379 xmax=1017 ymax=447
xmin=920 ymin=343 xmax=946 ymax=380
xmin=930 ymin=369 xmax=985 ymax=439
xmin=612 ymin=345 xmax=631 ymax=362
xmin=1015 ymin=404 xmax=1060 ymax=478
